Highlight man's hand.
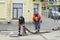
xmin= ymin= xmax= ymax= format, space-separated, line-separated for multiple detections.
xmin=40 ymin=20 xmax=42 ymax=23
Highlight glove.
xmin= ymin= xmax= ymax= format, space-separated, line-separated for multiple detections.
xmin=40 ymin=20 xmax=42 ymax=23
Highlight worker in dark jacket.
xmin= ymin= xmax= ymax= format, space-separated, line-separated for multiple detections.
xmin=18 ymin=16 xmax=26 ymax=36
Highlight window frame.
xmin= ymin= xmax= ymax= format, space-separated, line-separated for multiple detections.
xmin=0 ymin=0 xmax=5 ymax=2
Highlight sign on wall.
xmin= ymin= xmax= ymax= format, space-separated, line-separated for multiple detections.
xmin=49 ymin=0 xmax=54 ymax=4
xmin=48 ymin=0 xmax=55 ymax=5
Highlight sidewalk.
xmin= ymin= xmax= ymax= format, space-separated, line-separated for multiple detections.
xmin=42 ymin=30 xmax=60 ymax=40
xmin=0 ymin=16 xmax=60 ymax=40
xmin=0 ymin=30 xmax=60 ymax=40
xmin=0 ymin=16 xmax=60 ymax=31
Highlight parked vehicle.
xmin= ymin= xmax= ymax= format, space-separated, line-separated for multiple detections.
xmin=52 ymin=11 xmax=60 ymax=19
xmin=48 ymin=4 xmax=60 ymax=20
xmin=48 ymin=10 xmax=60 ymax=19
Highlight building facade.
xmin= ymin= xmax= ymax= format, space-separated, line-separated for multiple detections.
xmin=0 ymin=0 xmax=41 ymax=22
xmin=41 ymin=0 xmax=48 ymax=10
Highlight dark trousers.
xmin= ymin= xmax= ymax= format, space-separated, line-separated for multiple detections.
xmin=18 ymin=23 xmax=26 ymax=35
xmin=34 ymin=21 xmax=40 ymax=30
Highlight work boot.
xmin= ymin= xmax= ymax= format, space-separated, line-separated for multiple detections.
xmin=34 ymin=30 xmax=38 ymax=34
xmin=18 ymin=26 xmax=22 ymax=36
xmin=18 ymin=33 xmax=22 ymax=36
xmin=22 ymin=26 xmax=27 ymax=36
xmin=18 ymin=31 xmax=22 ymax=36
xmin=38 ymin=30 xmax=40 ymax=32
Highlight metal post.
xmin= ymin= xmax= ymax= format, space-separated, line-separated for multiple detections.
xmin=7 ymin=0 xmax=11 ymax=23
xmin=54 ymin=5 xmax=56 ymax=22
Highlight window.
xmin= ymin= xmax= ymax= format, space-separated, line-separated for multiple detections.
xmin=13 ymin=3 xmax=23 ymax=19
xmin=42 ymin=7 xmax=46 ymax=10
xmin=33 ymin=4 xmax=39 ymax=14
xmin=33 ymin=0 xmax=35 ymax=1
xmin=13 ymin=3 xmax=23 ymax=8
xmin=33 ymin=0 xmax=40 ymax=2
xmin=57 ymin=0 xmax=60 ymax=2
xmin=0 ymin=0 xmax=5 ymax=2
xmin=40 ymin=0 xmax=44 ymax=2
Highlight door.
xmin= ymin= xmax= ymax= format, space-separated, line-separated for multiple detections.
xmin=33 ymin=4 xmax=39 ymax=14
xmin=13 ymin=3 xmax=23 ymax=19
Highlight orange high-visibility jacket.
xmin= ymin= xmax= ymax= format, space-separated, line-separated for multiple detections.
xmin=32 ymin=13 xmax=42 ymax=21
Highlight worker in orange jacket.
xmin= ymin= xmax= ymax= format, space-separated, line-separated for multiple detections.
xmin=32 ymin=13 xmax=42 ymax=33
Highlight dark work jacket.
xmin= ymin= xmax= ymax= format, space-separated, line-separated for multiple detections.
xmin=19 ymin=16 xmax=25 ymax=24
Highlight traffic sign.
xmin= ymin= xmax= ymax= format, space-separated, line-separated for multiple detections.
xmin=49 ymin=0 xmax=54 ymax=4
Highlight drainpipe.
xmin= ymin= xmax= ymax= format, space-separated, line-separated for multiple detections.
xmin=6 ymin=0 xmax=12 ymax=24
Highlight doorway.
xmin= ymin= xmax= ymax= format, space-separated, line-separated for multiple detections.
xmin=33 ymin=4 xmax=39 ymax=14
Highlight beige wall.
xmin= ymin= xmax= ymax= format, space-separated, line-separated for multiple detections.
xmin=0 ymin=0 xmax=41 ymax=22
xmin=12 ymin=0 xmax=33 ymax=22
xmin=23 ymin=0 xmax=33 ymax=22
xmin=0 ymin=3 xmax=5 ymax=19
